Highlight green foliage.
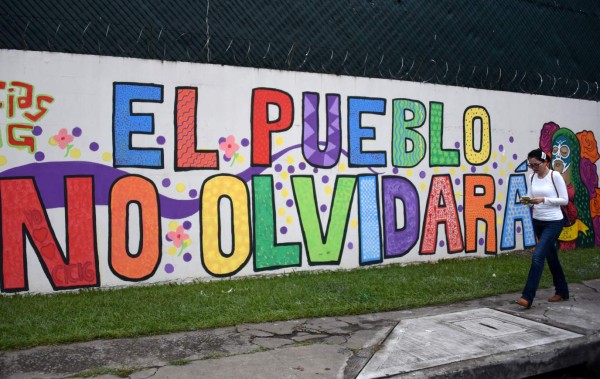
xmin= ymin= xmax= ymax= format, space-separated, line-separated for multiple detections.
xmin=1 ymin=248 xmax=598 ymax=351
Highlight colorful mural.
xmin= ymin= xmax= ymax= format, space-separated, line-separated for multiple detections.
xmin=1 ymin=51 xmax=598 ymax=294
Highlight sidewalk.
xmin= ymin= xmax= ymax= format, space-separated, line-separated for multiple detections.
xmin=2 ymin=279 xmax=600 ymax=379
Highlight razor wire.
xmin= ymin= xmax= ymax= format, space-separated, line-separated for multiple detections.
xmin=1 ymin=12 xmax=599 ymax=102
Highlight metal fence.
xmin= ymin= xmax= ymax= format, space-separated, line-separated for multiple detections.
xmin=1 ymin=0 xmax=599 ymax=100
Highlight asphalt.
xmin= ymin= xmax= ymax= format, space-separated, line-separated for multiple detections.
xmin=2 ymin=279 xmax=600 ymax=379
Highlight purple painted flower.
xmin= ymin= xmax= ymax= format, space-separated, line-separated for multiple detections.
xmin=580 ymin=158 xmax=599 ymax=198
xmin=539 ymin=122 xmax=560 ymax=155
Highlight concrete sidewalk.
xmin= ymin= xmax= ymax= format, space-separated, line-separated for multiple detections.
xmin=2 ymin=279 xmax=600 ymax=379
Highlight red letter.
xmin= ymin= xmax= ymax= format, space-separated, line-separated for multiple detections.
xmin=420 ymin=174 xmax=464 ymax=254
xmin=251 ymin=88 xmax=294 ymax=166
xmin=0 ymin=177 xmax=98 ymax=292
xmin=175 ymin=87 xmax=218 ymax=170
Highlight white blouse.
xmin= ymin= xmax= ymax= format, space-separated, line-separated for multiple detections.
xmin=527 ymin=170 xmax=568 ymax=221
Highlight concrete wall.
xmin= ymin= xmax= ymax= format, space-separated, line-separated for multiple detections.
xmin=1 ymin=50 xmax=598 ymax=294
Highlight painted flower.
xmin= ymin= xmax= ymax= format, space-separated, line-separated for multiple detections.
xmin=219 ymin=135 xmax=240 ymax=159
xmin=579 ymin=158 xmax=599 ymax=199
xmin=167 ymin=225 xmax=190 ymax=248
xmin=590 ymin=189 xmax=600 ymax=218
xmin=52 ymin=128 xmax=74 ymax=150
xmin=576 ymin=130 xmax=600 ymax=164
xmin=539 ymin=122 xmax=560 ymax=155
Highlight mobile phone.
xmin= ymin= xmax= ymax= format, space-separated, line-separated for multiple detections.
xmin=521 ymin=196 xmax=531 ymax=204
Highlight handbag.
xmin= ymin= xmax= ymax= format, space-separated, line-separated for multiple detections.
xmin=549 ymin=171 xmax=576 ymax=226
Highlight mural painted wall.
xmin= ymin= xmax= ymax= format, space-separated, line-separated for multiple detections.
xmin=1 ymin=50 xmax=599 ymax=294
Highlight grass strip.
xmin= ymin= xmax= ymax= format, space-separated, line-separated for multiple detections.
xmin=1 ymin=248 xmax=598 ymax=350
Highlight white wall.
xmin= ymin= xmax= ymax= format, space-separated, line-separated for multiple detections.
xmin=1 ymin=50 xmax=599 ymax=294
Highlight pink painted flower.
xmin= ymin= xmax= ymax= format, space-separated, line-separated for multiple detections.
xmin=52 ymin=128 xmax=74 ymax=149
xmin=219 ymin=135 xmax=240 ymax=159
xmin=539 ymin=122 xmax=560 ymax=156
xmin=167 ymin=226 xmax=190 ymax=248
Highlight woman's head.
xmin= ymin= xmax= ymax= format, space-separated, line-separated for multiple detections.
xmin=527 ymin=148 xmax=550 ymax=172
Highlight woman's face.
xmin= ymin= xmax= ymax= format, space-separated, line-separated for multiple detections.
xmin=527 ymin=158 xmax=546 ymax=174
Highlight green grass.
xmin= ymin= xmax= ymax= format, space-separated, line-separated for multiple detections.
xmin=1 ymin=248 xmax=599 ymax=351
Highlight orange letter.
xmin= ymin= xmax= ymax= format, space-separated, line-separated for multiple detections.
xmin=110 ymin=175 xmax=161 ymax=281
xmin=464 ymin=175 xmax=497 ymax=254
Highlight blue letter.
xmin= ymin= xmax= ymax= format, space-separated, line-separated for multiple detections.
xmin=113 ymin=83 xmax=164 ymax=168
xmin=348 ymin=97 xmax=386 ymax=167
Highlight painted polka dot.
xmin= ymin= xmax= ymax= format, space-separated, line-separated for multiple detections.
xmin=439 ymin=240 xmax=445 ymax=247
xmin=241 ymin=138 xmax=249 ymax=147
xmin=176 ymin=183 xmax=185 ymax=192
xmin=320 ymin=204 xmax=327 ymax=212
xmin=72 ymin=127 xmax=82 ymax=137
xmin=286 ymin=199 xmax=294 ymax=207
xmin=280 ymin=226 xmax=288 ymax=234
xmin=275 ymin=164 xmax=282 ymax=172
xmin=162 ymin=179 xmax=171 ymax=187
xmin=419 ymin=171 xmax=426 ymax=179
xmin=287 ymin=165 xmax=295 ymax=174
xmin=70 ymin=148 xmax=81 ymax=159
xmin=33 ymin=125 xmax=43 ymax=136
xmin=102 ymin=152 xmax=112 ymax=162
xmin=189 ymin=189 xmax=197 ymax=198
xmin=0 ymin=155 xmax=7 ymax=166
xmin=183 ymin=253 xmax=192 ymax=262
xmin=498 ymin=178 xmax=504 ymax=185
xmin=89 ymin=142 xmax=99 ymax=151
xmin=165 ymin=264 xmax=174 ymax=273
xmin=156 ymin=136 xmax=166 ymax=145
xmin=347 ymin=242 xmax=354 ymax=249
xmin=299 ymin=162 xmax=306 ymax=170
xmin=275 ymin=182 xmax=283 ymax=190
xmin=322 ymin=176 xmax=329 ymax=184
xmin=275 ymin=136 xmax=284 ymax=145
xmin=183 ymin=221 xmax=192 ymax=230
xmin=35 ymin=151 xmax=45 ymax=161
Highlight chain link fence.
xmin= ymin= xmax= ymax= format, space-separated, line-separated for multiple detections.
xmin=1 ymin=0 xmax=599 ymax=100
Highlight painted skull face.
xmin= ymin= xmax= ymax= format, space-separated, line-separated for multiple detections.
xmin=552 ymin=136 xmax=571 ymax=173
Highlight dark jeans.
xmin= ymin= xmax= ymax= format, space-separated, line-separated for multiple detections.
xmin=522 ymin=219 xmax=569 ymax=304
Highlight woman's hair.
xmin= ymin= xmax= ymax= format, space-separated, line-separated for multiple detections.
xmin=527 ymin=148 xmax=550 ymax=163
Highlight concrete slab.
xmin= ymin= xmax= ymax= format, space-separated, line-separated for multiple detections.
xmin=357 ymin=307 xmax=582 ymax=379
xmin=154 ymin=343 xmax=351 ymax=379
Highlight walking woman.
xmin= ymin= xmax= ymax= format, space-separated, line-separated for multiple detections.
xmin=517 ymin=148 xmax=570 ymax=309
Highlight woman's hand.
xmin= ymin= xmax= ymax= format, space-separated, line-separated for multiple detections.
xmin=528 ymin=197 xmax=544 ymax=204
